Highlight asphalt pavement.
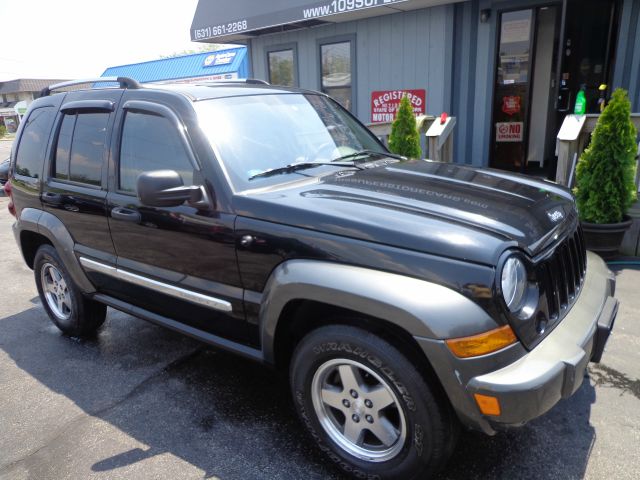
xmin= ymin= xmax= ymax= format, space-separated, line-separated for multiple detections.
xmin=0 ymin=193 xmax=639 ymax=480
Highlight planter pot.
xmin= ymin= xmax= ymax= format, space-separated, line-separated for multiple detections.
xmin=580 ymin=215 xmax=633 ymax=259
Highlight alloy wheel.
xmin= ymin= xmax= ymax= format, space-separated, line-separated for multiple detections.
xmin=41 ymin=263 xmax=72 ymax=320
xmin=311 ymin=358 xmax=407 ymax=462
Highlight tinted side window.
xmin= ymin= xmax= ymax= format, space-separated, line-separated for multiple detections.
xmin=54 ymin=114 xmax=75 ymax=180
xmin=119 ymin=111 xmax=194 ymax=193
xmin=53 ymin=112 xmax=108 ymax=186
xmin=70 ymin=113 xmax=108 ymax=186
xmin=15 ymin=107 xmax=55 ymax=178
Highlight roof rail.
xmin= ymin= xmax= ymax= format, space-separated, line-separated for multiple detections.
xmin=245 ymin=78 xmax=270 ymax=85
xmin=40 ymin=77 xmax=141 ymax=97
xmin=198 ymin=78 xmax=270 ymax=86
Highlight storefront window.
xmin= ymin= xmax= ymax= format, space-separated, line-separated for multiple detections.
xmin=320 ymin=38 xmax=354 ymax=112
xmin=267 ymin=47 xmax=296 ymax=87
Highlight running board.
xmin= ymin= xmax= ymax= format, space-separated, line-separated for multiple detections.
xmin=92 ymin=293 xmax=264 ymax=363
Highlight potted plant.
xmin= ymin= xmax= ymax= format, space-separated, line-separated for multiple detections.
xmin=388 ymin=94 xmax=421 ymax=158
xmin=574 ymin=88 xmax=638 ymax=258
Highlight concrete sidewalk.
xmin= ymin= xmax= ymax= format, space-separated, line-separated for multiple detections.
xmin=0 ymin=195 xmax=638 ymax=479
xmin=0 ymin=138 xmax=13 ymax=160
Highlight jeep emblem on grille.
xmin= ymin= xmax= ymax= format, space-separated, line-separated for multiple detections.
xmin=547 ymin=209 xmax=564 ymax=222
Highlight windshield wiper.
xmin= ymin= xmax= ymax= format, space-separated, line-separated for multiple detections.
xmin=330 ymin=149 xmax=406 ymax=162
xmin=248 ymin=161 xmax=363 ymax=180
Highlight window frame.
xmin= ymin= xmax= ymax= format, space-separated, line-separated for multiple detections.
xmin=317 ymin=34 xmax=357 ymax=115
xmin=49 ymin=109 xmax=111 ymax=190
xmin=52 ymin=112 xmax=76 ymax=182
xmin=114 ymin=100 xmax=201 ymax=197
xmin=265 ymin=43 xmax=299 ymax=87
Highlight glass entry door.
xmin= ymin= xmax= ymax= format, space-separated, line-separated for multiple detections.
xmin=490 ymin=7 xmax=560 ymax=173
xmin=491 ymin=9 xmax=534 ymax=172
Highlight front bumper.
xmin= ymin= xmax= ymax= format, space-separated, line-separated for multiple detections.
xmin=416 ymin=252 xmax=617 ymax=434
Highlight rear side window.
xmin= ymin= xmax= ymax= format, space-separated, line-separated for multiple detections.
xmin=119 ymin=111 xmax=193 ymax=193
xmin=53 ymin=112 xmax=109 ymax=186
xmin=54 ymin=114 xmax=74 ymax=179
xmin=15 ymin=107 xmax=55 ymax=178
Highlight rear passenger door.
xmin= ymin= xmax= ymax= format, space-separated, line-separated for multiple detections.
xmin=42 ymin=91 xmax=122 ymax=287
xmin=104 ymin=94 xmax=246 ymax=342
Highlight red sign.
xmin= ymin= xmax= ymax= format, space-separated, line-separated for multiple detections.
xmin=502 ymin=96 xmax=521 ymax=116
xmin=496 ymin=122 xmax=523 ymax=142
xmin=371 ymin=89 xmax=426 ymax=123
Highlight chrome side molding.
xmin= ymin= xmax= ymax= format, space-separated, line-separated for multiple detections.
xmin=79 ymin=257 xmax=232 ymax=312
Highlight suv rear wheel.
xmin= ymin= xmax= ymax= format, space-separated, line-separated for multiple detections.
xmin=34 ymin=244 xmax=106 ymax=337
xmin=290 ymin=324 xmax=457 ymax=479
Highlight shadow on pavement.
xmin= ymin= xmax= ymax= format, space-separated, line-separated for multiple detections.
xmin=0 ymin=306 xmax=597 ymax=479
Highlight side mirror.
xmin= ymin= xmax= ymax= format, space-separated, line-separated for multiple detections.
xmin=136 ymin=170 xmax=203 ymax=208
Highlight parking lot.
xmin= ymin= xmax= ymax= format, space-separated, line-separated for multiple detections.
xmin=0 ymin=191 xmax=639 ymax=479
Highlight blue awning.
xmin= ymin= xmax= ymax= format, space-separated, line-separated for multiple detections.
xmin=100 ymin=47 xmax=248 ymax=83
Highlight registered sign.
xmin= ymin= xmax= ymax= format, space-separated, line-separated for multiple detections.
xmin=370 ymin=89 xmax=426 ymax=123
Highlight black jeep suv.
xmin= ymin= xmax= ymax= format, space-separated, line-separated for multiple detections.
xmin=7 ymin=78 xmax=617 ymax=479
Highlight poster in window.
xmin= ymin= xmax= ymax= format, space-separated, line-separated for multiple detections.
xmin=500 ymin=19 xmax=531 ymax=44
xmin=496 ymin=122 xmax=523 ymax=142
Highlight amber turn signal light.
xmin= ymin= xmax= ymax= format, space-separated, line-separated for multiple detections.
xmin=445 ymin=325 xmax=517 ymax=358
xmin=474 ymin=393 xmax=501 ymax=416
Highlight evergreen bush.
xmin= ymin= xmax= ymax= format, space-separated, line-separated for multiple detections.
xmin=574 ymin=88 xmax=638 ymax=224
xmin=0 ymin=125 xmax=6 ymax=138
xmin=388 ymin=94 xmax=421 ymax=158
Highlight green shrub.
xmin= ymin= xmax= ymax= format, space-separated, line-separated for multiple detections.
xmin=574 ymin=88 xmax=638 ymax=223
xmin=0 ymin=125 xmax=6 ymax=138
xmin=388 ymin=94 xmax=421 ymax=158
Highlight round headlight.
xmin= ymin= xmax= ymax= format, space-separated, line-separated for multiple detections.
xmin=501 ymin=256 xmax=527 ymax=312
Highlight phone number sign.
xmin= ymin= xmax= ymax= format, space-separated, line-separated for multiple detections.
xmin=371 ymin=89 xmax=426 ymax=123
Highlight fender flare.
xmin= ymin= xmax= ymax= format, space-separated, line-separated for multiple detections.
xmin=259 ymin=260 xmax=499 ymax=364
xmin=16 ymin=208 xmax=96 ymax=293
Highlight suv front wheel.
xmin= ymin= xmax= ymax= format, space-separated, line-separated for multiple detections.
xmin=34 ymin=244 xmax=106 ymax=337
xmin=290 ymin=324 xmax=457 ymax=479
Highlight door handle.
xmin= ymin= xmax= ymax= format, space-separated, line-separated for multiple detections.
xmin=111 ymin=206 xmax=141 ymax=223
xmin=41 ymin=192 xmax=62 ymax=204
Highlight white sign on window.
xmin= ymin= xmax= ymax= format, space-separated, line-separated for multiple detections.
xmin=496 ymin=122 xmax=524 ymax=142
xmin=501 ymin=19 xmax=531 ymax=44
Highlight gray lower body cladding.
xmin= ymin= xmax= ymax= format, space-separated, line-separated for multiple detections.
xmin=416 ymin=251 xmax=616 ymax=435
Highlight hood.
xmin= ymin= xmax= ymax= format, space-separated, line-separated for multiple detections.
xmin=234 ymin=159 xmax=577 ymax=265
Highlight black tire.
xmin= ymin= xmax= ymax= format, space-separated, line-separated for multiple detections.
xmin=290 ymin=324 xmax=458 ymax=480
xmin=34 ymin=244 xmax=106 ymax=337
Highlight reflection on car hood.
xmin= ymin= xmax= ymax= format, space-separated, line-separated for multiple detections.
xmin=234 ymin=159 xmax=577 ymax=265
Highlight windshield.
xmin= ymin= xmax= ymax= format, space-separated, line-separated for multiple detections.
xmin=195 ymin=93 xmax=386 ymax=191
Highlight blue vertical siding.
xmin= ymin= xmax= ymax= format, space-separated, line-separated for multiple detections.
xmin=613 ymin=0 xmax=640 ymax=111
xmin=247 ymin=0 xmax=640 ymax=167
xmin=452 ymin=0 xmax=479 ymax=165
xmin=249 ymin=5 xmax=455 ymax=122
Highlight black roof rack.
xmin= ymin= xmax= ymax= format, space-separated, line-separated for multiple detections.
xmin=196 ymin=78 xmax=270 ymax=86
xmin=40 ymin=77 xmax=141 ymax=97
